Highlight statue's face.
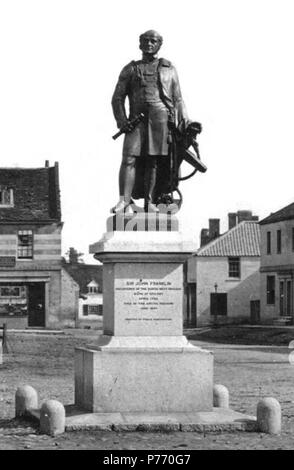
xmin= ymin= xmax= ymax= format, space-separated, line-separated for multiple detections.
xmin=140 ymin=35 xmax=162 ymax=55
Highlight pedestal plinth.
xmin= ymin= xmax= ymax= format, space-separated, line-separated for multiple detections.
xmin=75 ymin=214 xmax=213 ymax=413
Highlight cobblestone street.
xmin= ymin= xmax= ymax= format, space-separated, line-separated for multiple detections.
xmin=1 ymin=328 xmax=294 ymax=450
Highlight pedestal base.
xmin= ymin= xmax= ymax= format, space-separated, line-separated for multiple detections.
xmin=75 ymin=336 xmax=213 ymax=413
xmin=65 ymin=407 xmax=257 ymax=432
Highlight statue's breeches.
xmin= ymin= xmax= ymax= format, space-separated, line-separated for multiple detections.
xmin=123 ymin=103 xmax=169 ymax=157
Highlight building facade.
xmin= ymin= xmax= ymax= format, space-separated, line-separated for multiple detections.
xmin=63 ymin=262 xmax=103 ymax=328
xmin=0 ymin=163 xmax=78 ymax=328
xmin=187 ymin=216 xmax=260 ymax=326
xmin=259 ymin=202 xmax=294 ymax=324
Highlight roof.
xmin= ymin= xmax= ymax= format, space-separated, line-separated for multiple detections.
xmin=259 ymin=202 xmax=294 ymax=225
xmin=0 ymin=165 xmax=61 ymax=223
xmin=197 ymin=221 xmax=260 ymax=257
xmin=63 ymin=263 xmax=103 ymax=293
xmin=87 ymin=280 xmax=99 ymax=287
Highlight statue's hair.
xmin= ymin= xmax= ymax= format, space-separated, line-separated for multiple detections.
xmin=139 ymin=30 xmax=163 ymax=46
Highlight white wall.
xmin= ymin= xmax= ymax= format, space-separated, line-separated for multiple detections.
xmin=196 ymin=256 xmax=260 ymax=325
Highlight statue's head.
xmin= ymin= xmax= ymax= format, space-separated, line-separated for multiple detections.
xmin=139 ymin=30 xmax=163 ymax=55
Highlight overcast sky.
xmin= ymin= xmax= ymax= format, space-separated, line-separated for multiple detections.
xmin=0 ymin=0 xmax=293 ymax=262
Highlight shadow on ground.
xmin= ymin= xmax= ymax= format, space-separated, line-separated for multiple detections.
xmin=185 ymin=326 xmax=294 ymax=346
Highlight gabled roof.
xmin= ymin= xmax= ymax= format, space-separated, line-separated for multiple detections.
xmin=259 ymin=202 xmax=294 ymax=225
xmin=0 ymin=164 xmax=61 ymax=223
xmin=63 ymin=263 xmax=103 ymax=294
xmin=197 ymin=221 xmax=260 ymax=257
xmin=87 ymin=280 xmax=99 ymax=288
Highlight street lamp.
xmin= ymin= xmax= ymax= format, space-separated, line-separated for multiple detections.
xmin=214 ymin=283 xmax=218 ymax=326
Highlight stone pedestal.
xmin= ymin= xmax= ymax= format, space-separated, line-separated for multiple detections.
xmin=75 ymin=214 xmax=213 ymax=414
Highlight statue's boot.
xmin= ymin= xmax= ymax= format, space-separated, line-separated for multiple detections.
xmin=111 ymin=200 xmax=133 ymax=214
xmin=144 ymin=201 xmax=159 ymax=213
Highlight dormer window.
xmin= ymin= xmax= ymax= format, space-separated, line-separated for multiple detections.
xmin=87 ymin=280 xmax=99 ymax=294
xmin=0 ymin=187 xmax=14 ymax=207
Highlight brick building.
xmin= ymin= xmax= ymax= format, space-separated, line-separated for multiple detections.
xmin=0 ymin=162 xmax=78 ymax=328
xmin=187 ymin=213 xmax=260 ymax=326
xmin=259 ymin=202 xmax=294 ymax=324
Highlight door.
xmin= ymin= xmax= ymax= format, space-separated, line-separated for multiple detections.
xmin=279 ymin=281 xmax=285 ymax=316
xmin=186 ymin=282 xmax=197 ymax=327
xmin=28 ymin=283 xmax=45 ymax=327
xmin=287 ymin=280 xmax=292 ymax=316
xmin=210 ymin=293 xmax=227 ymax=316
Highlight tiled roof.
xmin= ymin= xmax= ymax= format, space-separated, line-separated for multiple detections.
xmin=63 ymin=263 xmax=103 ymax=294
xmin=0 ymin=165 xmax=61 ymax=223
xmin=197 ymin=221 xmax=260 ymax=257
xmin=259 ymin=202 xmax=294 ymax=225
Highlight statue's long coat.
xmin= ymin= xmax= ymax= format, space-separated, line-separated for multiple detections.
xmin=112 ymin=58 xmax=189 ymax=200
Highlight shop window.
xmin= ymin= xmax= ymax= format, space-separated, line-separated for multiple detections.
xmin=0 ymin=286 xmax=20 ymax=297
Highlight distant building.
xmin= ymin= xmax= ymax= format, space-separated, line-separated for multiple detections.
xmin=0 ymin=162 xmax=79 ymax=328
xmin=259 ymin=202 xmax=294 ymax=324
xmin=63 ymin=262 xmax=103 ymax=328
xmin=200 ymin=210 xmax=259 ymax=248
xmin=187 ymin=212 xmax=260 ymax=326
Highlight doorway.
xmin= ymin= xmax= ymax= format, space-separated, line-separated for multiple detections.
xmin=210 ymin=293 xmax=228 ymax=316
xmin=28 ymin=282 xmax=45 ymax=327
xmin=186 ymin=282 xmax=197 ymax=327
xmin=279 ymin=279 xmax=292 ymax=317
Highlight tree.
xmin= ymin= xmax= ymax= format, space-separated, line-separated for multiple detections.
xmin=65 ymin=247 xmax=84 ymax=264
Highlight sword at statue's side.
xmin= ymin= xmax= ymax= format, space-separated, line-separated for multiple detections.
xmin=112 ymin=113 xmax=145 ymax=140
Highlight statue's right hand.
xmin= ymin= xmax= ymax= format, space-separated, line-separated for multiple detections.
xmin=120 ymin=120 xmax=134 ymax=134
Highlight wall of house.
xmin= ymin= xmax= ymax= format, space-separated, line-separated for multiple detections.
xmin=196 ymin=256 xmax=260 ymax=326
xmin=260 ymin=220 xmax=294 ymax=267
xmin=60 ymin=268 xmax=79 ymax=327
xmin=0 ymin=223 xmax=61 ymax=265
xmin=260 ymin=272 xmax=279 ymax=321
xmin=187 ymin=256 xmax=197 ymax=283
xmin=0 ymin=223 xmax=77 ymax=328
xmin=260 ymin=221 xmax=294 ymax=321
xmin=0 ymin=316 xmax=28 ymax=329
xmin=77 ymin=293 xmax=103 ymax=329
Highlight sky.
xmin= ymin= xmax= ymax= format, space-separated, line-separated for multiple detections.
xmin=0 ymin=0 xmax=294 ymax=263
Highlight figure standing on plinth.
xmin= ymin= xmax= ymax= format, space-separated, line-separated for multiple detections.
xmin=111 ymin=30 xmax=206 ymax=215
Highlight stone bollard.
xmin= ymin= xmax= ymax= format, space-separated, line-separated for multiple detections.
xmin=40 ymin=400 xmax=65 ymax=436
xmin=213 ymin=384 xmax=229 ymax=408
xmin=15 ymin=385 xmax=38 ymax=418
xmin=257 ymin=397 xmax=281 ymax=434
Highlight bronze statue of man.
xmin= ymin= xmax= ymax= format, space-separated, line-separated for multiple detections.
xmin=111 ymin=30 xmax=191 ymax=214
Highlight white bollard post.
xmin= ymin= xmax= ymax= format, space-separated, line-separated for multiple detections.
xmin=40 ymin=400 xmax=65 ymax=436
xmin=257 ymin=397 xmax=281 ymax=434
xmin=15 ymin=385 xmax=38 ymax=417
xmin=213 ymin=384 xmax=229 ymax=408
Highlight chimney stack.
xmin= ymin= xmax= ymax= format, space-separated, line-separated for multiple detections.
xmin=45 ymin=160 xmax=49 ymax=167
xmin=209 ymin=219 xmax=220 ymax=240
xmin=200 ymin=228 xmax=210 ymax=247
xmin=237 ymin=210 xmax=253 ymax=223
xmin=228 ymin=213 xmax=237 ymax=230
